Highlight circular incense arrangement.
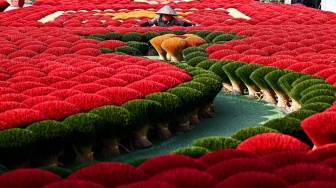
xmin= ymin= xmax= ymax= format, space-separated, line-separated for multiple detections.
xmin=0 ymin=1 xmax=335 ymax=187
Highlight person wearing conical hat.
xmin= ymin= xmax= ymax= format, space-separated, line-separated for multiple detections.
xmin=138 ymin=5 xmax=200 ymax=27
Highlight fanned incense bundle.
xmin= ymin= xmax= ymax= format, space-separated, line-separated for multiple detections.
xmin=161 ymin=37 xmax=187 ymax=63
xmin=184 ymin=34 xmax=207 ymax=47
xmin=150 ymin=34 xmax=175 ymax=60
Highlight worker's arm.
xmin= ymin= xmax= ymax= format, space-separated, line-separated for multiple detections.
xmin=138 ymin=16 xmax=159 ymax=27
xmin=139 ymin=21 xmax=151 ymax=27
xmin=173 ymin=18 xmax=200 ymax=27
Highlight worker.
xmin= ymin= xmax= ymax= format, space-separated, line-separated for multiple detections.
xmin=137 ymin=5 xmax=200 ymax=27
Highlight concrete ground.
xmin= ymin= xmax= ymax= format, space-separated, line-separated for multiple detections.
xmin=111 ymin=93 xmax=285 ymax=164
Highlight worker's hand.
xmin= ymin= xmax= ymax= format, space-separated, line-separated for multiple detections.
xmin=193 ymin=24 xmax=201 ymax=26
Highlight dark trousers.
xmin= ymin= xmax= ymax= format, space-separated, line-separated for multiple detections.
xmin=300 ymin=0 xmax=320 ymax=8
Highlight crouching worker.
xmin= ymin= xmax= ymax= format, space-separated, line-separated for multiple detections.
xmin=137 ymin=5 xmax=200 ymax=27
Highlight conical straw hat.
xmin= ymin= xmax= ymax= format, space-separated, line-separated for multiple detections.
xmin=155 ymin=5 xmax=178 ymax=16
